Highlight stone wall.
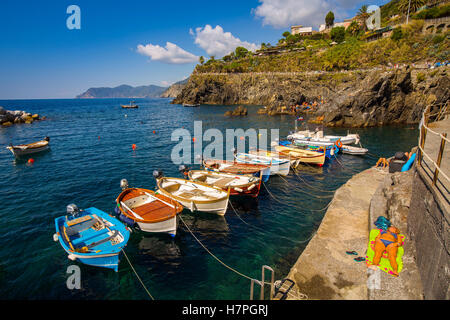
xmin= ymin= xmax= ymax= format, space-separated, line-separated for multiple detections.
xmin=407 ymin=166 xmax=450 ymax=299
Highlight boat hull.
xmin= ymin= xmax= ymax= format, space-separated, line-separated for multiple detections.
xmin=7 ymin=144 xmax=49 ymax=157
xmin=235 ymin=153 xmax=290 ymax=176
xmin=54 ymin=207 xmax=130 ymax=272
xmin=136 ymin=215 xmax=178 ymax=236
xmin=156 ymin=177 xmax=230 ymax=215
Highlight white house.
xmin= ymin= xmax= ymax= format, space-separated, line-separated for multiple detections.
xmin=291 ymin=25 xmax=313 ymax=35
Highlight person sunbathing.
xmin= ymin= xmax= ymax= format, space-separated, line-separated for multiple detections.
xmin=368 ymin=226 xmax=402 ymax=276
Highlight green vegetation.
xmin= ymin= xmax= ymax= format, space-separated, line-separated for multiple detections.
xmin=193 ymin=1 xmax=449 ymax=74
xmin=397 ymin=0 xmax=425 ymax=14
xmin=416 ymin=72 xmax=426 ymax=82
xmin=413 ymin=3 xmax=450 ymax=19
xmin=330 ymin=26 xmax=346 ymax=43
xmin=326 ymin=11 xmax=335 ymax=28
xmin=391 ymin=27 xmax=403 ymax=41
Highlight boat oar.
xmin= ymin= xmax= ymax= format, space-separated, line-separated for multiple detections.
xmin=120 ymin=201 xmax=144 ymax=221
xmin=144 ymin=192 xmax=176 ymax=209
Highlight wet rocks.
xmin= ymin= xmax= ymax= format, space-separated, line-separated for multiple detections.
xmin=224 ymin=105 xmax=248 ymax=116
xmin=0 ymin=107 xmax=44 ymax=126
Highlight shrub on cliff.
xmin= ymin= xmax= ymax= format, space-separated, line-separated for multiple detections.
xmin=330 ymin=26 xmax=346 ymax=43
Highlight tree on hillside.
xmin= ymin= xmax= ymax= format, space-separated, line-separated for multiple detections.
xmin=282 ymin=31 xmax=291 ymax=38
xmin=347 ymin=20 xmax=361 ymax=36
xmin=326 ymin=11 xmax=335 ymax=28
xmin=330 ymin=26 xmax=346 ymax=43
xmin=235 ymin=46 xmax=249 ymax=59
xmin=357 ymin=5 xmax=371 ymax=31
xmin=199 ymin=56 xmax=205 ymax=65
xmin=397 ymin=0 xmax=426 ymax=14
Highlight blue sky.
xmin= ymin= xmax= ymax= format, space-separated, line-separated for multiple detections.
xmin=0 ymin=0 xmax=388 ymax=99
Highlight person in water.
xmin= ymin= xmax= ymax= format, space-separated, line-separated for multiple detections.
xmin=369 ymin=226 xmax=402 ymax=276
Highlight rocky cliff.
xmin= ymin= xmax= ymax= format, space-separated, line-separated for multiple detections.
xmin=161 ymin=79 xmax=188 ymax=98
xmin=172 ymin=67 xmax=449 ymax=127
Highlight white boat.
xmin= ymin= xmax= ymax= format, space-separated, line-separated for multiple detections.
xmin=116 ymin=180 xmax=183 ymax=237
xmin=341 ymin=145 xmax=369 ymax=156
xmin=6 ymin=137 xmax=50 ymax=157
xmin=154 ymin=173 xmax=230 ymax=215
xmin=187 ymin=169 xmax=262 ymax=197
xmin=235 ymin=152 xmax=290 ymax=176
xmin=287 ymin=130 xmax=359 ymax=146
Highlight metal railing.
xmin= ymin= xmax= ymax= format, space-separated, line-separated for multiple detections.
xmin=417 ymin=101 xmax=450 ymax=193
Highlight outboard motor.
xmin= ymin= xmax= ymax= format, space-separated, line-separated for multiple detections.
xmin=179 ymin=165 xmax=190 ymax=177
xmin=120 ymin=179 xmax=129 ymax=190
xmin=67 ymin=203 xmax=80 ymax=217
xmin=153 ymin=170 xmax=164 ymax=179
xmin=44 ymin=136 xmax=50 ymax=142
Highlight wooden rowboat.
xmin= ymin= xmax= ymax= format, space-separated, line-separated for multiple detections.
xmin=273 ymin=145 xmax=326 ymax=167
xmin=341 ymin=145 xmax=368 ymax=155
xmin=6 ymin=137 xmax=50 ymax=157
xmin=187 ymin=170 xmax=262 ymax=197
xmin=235 ymin=152 xmax=291 ymax=176
xmin=121 ymin=101 xmax=139 ymax=109
xmin=53 ymin=205 xmax=130 ymax=272
xmin=203 ymin=159 xmax=271 ymax=182
xmin=116 ymin=186 xmax=183 ymax=237
xmin=155 ymin=176 xmax=230 ymax=215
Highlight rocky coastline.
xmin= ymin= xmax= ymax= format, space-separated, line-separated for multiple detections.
xmin=172 ymin=67 xmax=449 ymax=127
xmin=0 ymin=106 xmax=45 ymax=127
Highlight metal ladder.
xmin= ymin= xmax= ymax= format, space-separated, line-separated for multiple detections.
xmin=249 ymin=265 xmax=274 ymax=300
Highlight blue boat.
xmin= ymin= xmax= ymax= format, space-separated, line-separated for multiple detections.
xmin=53 ymin=204 xmax=130 ymax=272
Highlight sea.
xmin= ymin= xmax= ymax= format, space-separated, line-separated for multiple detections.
xmin=0 ymin=98 xmax=419 ymax=299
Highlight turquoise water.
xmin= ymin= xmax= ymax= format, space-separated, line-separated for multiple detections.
xmin=0 ymin=98 xmax=418 ymax=300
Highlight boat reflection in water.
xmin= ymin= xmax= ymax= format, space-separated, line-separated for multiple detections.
xmin=179 ymin=212 xmax=230 ymax=240
xmin=138 ymin=234 xmax=182 ymax=269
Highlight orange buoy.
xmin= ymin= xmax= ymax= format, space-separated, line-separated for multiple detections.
xmin=28 ymin=158 xmax=35 ymax=164
xmin=132 ymin=144 xmax=137 ymax=150
xmin=192 ymin=137 xmax=196 ymax=142
xmin=153 ymin=130 xmax=156 ymax=134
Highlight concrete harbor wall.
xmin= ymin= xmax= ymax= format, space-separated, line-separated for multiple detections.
xmin=284 ymin=167 xmax=386 ymax=300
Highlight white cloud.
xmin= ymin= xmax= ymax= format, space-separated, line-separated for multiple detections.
xmin=192 ymin=25 xmax=259 ymax=58
xmin=137 ymin=42 xmax=198 ymax=64
xmin=253 ymin=0 xmax=363 ymax=29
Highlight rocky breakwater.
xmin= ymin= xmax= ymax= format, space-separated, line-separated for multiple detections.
xmin=224 ymin=105 xmax=248 ymax=116
xmin=0 ymin=106 xmax=45 ymax=127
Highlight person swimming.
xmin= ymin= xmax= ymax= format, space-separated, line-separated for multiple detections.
xmin=368 ymin=225 xmax=402 ymax=276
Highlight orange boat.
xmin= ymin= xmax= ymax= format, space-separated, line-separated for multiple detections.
xmin=116 ymin=180 xmax=183 ymax=237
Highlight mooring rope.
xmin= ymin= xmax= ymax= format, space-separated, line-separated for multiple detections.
xmin=179 ymin=215 xmax=255 ymax=282
xmin=277 ymin=174 xmax=334 ymax=199
xmin=262 ymin=181 xmax=286 ymax=204
xmin=122 ymin=249 xmax=155 ymax=300
xmin=228 ymin=200 xmax=317 ymax=245
xmin=291 ymin=169 xmax=336 ymax=193
xmin=333 ymin=155 xmax=363 ymax=174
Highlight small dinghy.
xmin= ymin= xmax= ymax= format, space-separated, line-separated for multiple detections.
xmin=184 ymin=167 xmax=262 ymax=198
xmin=203 ymin=159 xmax=271 ymax=182
xmin=121 ymin=101 xmax=139 ymax=109
xmin=273 ymin=144 xmax=326 ymax=166
xmin=154 ymin=171 xmax=230 ymax=215
xmin=6 ymin=136 xmax=50 ymax=157
xmin=244 ymin=150 xmax=291 ymax=176
xmin=235 ymin=152 xmax=291 ymax=176
xmin=53 ymin=204 xmax=130 ymax=272
xmin=287 ymin=129 xmax=359 ymax=145
xmin=115 ymin=179 xmax=183 ymax=237
xmin=341 ymin=145 xmax=368 ymax=156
